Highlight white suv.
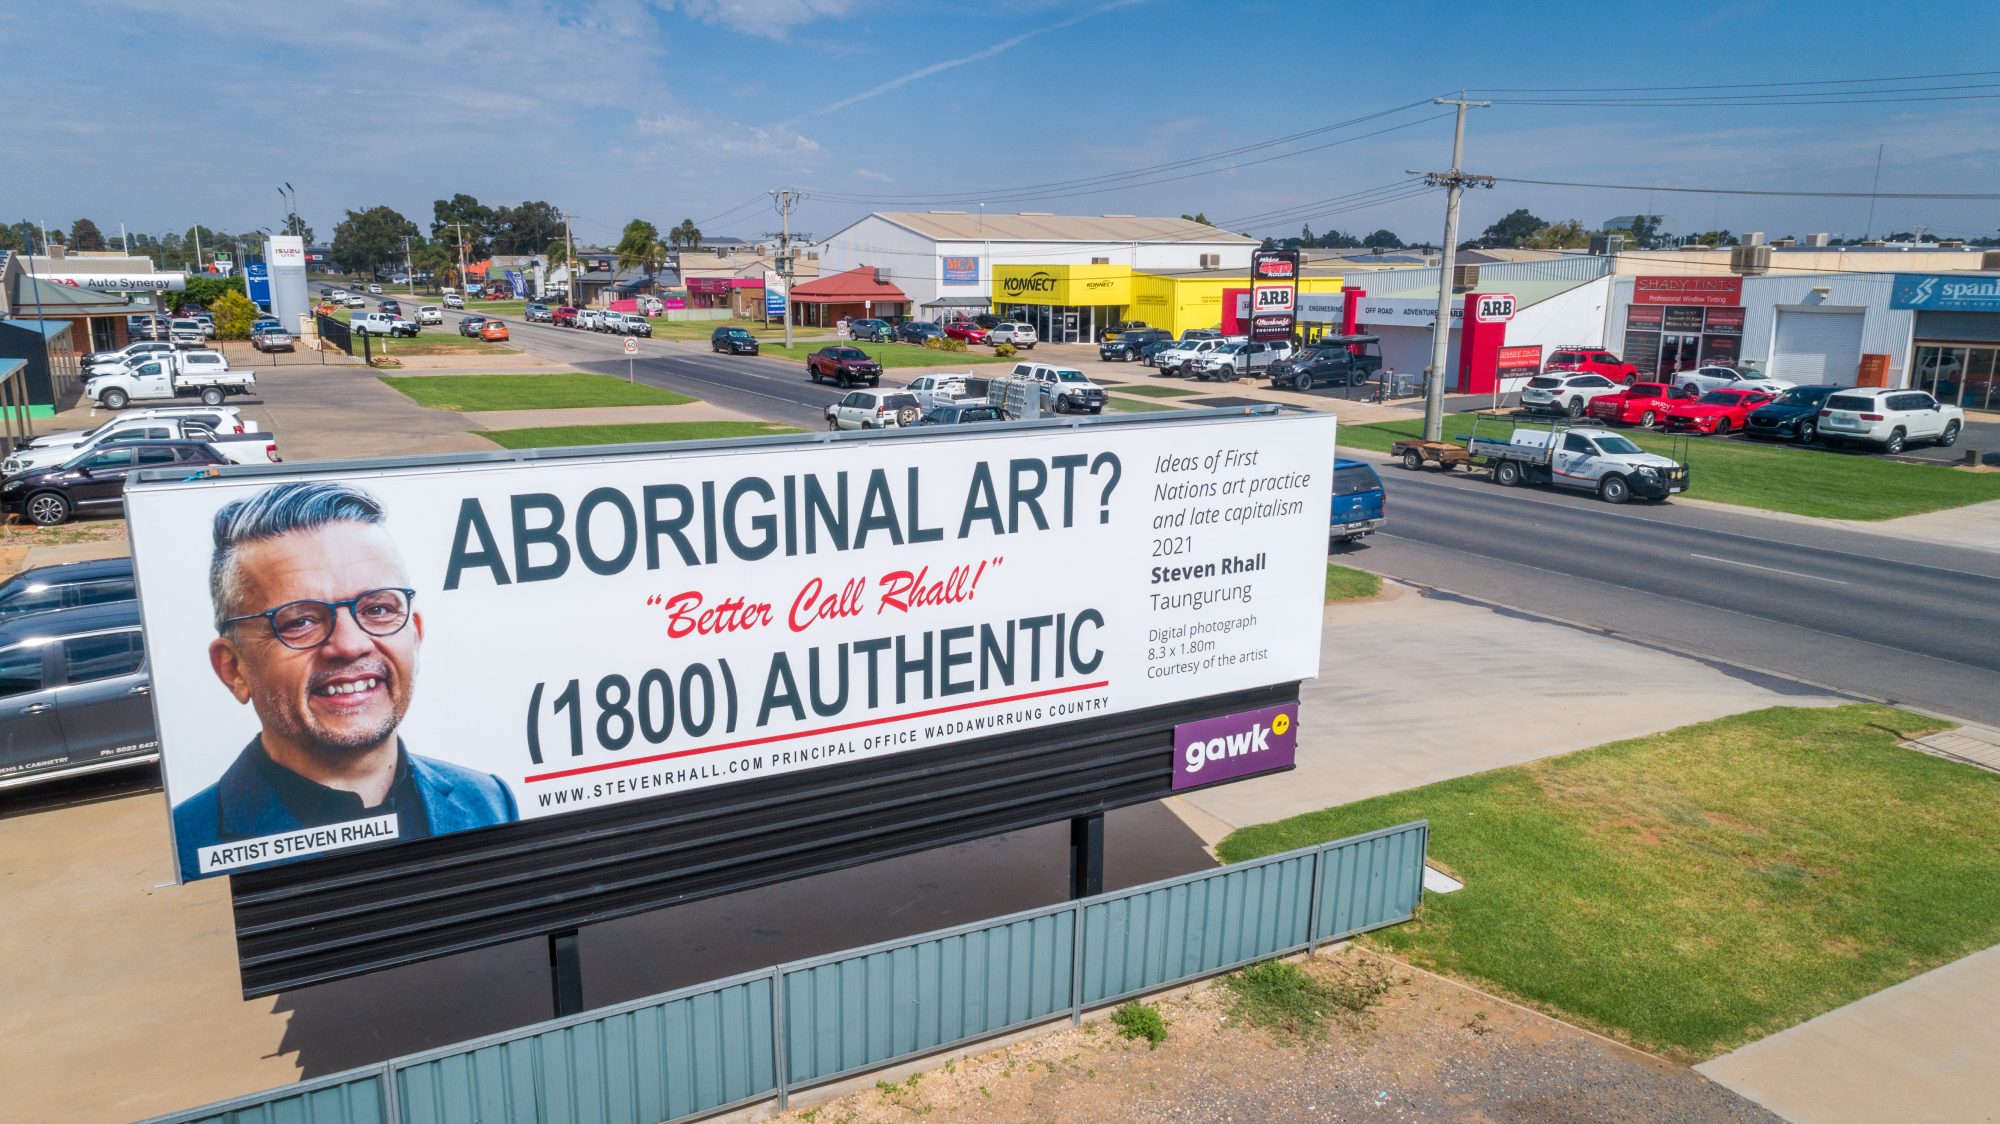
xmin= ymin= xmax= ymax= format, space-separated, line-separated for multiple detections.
xmin=986 ymin=322 xmax=1037 ymax=349
xmin=1191 ymin=340 xmax=1292 ymax=382
xmin=1011 ymin=362 xmax=1107 ymax=414
xmin=826 ymin=388 xmax=923 ymax=430
xmin=1521 ymin=372 xmax=1624 ymax=416
xmin=1674 ymin=365 xmax=1792 ymax=397
xmin=1818 ymin=387 xmax=1963 ymax=454
xmin=1154 ymin=338 xmax=1226 ymax=376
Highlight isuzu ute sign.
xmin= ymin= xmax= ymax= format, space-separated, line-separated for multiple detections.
xmin=127 ymin=412 xmax=1336 ymax=882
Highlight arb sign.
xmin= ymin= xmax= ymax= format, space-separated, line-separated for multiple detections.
xmin=1249 ymin=250 xmax=1299 ymax=342
xmin=130 ymin=413 xmax=1335 ymax=884
xmin=1472 ymin=293 xmax=1517 ymax=323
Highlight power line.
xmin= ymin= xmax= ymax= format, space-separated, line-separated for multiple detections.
xmin=1488 ymin=92 xmax=2000 ymax=107
xmin=1475 ymin=69 xmax=2000 ymax=94
xmin=1492 ymin=177 xmax=2000 ymax=200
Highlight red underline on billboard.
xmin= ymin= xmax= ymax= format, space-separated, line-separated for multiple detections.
xmin=521 ymin=679 xmax=1113 ymax=784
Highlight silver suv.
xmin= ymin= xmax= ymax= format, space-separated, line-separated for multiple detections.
xmin=826 ymin=388 xmax=923 ymax=430
xmin=986 ymin=322 xmax=1037 ymax=349
xmin=1818 ymin=387 xmax=1964 ymax=454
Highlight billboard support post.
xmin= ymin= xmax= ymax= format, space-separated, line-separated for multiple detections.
xmin=1069 ymin=813 xmax=1104 ymax=899
xmin=549 ymin=929 xmax=583 ymax=1017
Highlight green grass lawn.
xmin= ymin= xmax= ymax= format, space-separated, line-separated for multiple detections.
xmin=324 ymin=310 xmax=518 ymax=355
xmin=1103 ymin=396 xmax=1178 ymax=413
xmin=757 ymin=342 xmax=1012 ymax=368
xmin=1323 ymin=563 xmax=1382 ymax=601
xmin=1338 ymin=414 xmax=2000 ymax=520
xmin=1111 ymin=384 xmax=1203 ymax=398
xmin=466 ymin=299 xmax=528 ymax=318
xmin=381 ymin=374 xmax=693 ymax=412
xmin=1218 ymin=705 xmax=2000 ymax=1060
xmin=647 ymin=317 xmax=799 ymax=341
xmin=481 ymin=421 xmax=802 ymax=449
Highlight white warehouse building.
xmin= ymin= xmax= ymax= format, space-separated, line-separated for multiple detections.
xmin=815 ymin=212 xmax=1260 ymax=341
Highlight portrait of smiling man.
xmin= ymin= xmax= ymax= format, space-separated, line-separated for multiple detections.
xmin=173 ymin=480 xmax=516 ymax=877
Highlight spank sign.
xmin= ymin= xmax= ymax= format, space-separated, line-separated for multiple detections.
xmin=127 ymin=412 xmax=1335 ymax=882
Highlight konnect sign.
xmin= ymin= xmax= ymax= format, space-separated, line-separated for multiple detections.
xmin=130 ymin=413 xmax=1334 ymax=884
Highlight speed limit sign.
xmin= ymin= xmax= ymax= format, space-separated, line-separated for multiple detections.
xmin=623 ymin=336 xmax=639 ymax=355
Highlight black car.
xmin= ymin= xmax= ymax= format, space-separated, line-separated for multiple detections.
xmin=914 ymin=403 xmax=1004 ymax=426
xmin=1 ymin=440 xmax=227 ymax=526
xmin=847 ymin=318 xmax=894 ymax=343
xmin=971 ymin=313 xmax=1003 ymax=330
xmin=1267 ymin=335 xmax=1383 ymax=392
xmin=1099 ymin=328 xmax=1171 ymax=362
xmin=1745 ymin=385 xmax=1840 ymax=443
xmin=0 ymin=556 xmax=135 ymax=622
xmin=711 ymin=326 xmax=760 ymax=355
xmin=898 ymin=321 xmax=946 ymax=344
xmin=1137 ymin=338 xmax=1182 ymax=367
xmin=0 ymin=599 xmax=156 ymax=791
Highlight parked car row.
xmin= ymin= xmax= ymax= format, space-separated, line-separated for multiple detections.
xmin=551 ymin=307 xmax=653 ymax=335
xmin=847 ymin=316 xmax=1039 ymax=350
xmin=0 ymin=562 xmax=157 ymax=792
xmin=1 ymin=405 xmax=280 ymax=526
xmin=1581 ymin=382 xmax=1965 ymax=453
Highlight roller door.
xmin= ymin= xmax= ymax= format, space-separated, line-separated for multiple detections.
xmin=1769 ymin=308 xmax=1865 ymax=384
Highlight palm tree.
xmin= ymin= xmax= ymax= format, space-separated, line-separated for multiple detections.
xmin=674 ymin=219 xmax=702 ymax=252
xmin=411 ymin=241 xmax=456 ymax=291
xmin=544 ymin=239 xmax=578 ymax=297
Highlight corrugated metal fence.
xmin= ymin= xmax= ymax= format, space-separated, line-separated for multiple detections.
xmin=148 ymin=820 xmax=1426 ymax=1124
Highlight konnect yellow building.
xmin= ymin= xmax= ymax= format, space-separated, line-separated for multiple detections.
xmin=992 ymin=263 xmax=1343 ymax=342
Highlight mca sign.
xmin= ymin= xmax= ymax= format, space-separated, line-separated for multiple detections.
xmin=1892 ymin=274 xmax=2000 ymax=312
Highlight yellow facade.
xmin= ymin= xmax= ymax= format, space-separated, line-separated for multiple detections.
xmin=991 ymin=263 xmax=1133 ymax=306
xmin=1131 ymin=274 xmax=1344 ymax=335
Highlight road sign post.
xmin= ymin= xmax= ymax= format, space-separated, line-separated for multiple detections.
xmin=624 ymin=334 xmax=637 ymax=381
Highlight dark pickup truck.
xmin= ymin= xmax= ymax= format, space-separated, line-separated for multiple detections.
xmin=1268 ymin=334 xmax=1383 ymax=392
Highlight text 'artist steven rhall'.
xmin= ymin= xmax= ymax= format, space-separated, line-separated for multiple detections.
xmin=172 ymin=481 xmax=515 ymax=876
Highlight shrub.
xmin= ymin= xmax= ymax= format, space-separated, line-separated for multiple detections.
xmin=210 ymin=289 xmax=260 ymax=340
xmin=995 ymin=342 xmax=1017 ymax=358
xmin=939 ymin=337 xmax=969 ymax=353
xmin=923 ymin=336 xmax=944 ymax=350
xmin=1111 ymin=1001 xmax=1168 ymax=1048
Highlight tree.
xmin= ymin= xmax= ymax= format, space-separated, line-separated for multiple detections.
xmin=671 ymin=218 xmax=703 ymax=251
xmin=0 ymin=224 xmax=21 ymax=253
xmin=1361 ymin=229 xmax=1402 ymax=250
xmin=615 ymin=219 xmax=664 ymax=276
xmin=167 ymin=275 xmax=246 ymax=314
xmin=494 ymin=201 xmax=564 ymax=255
xmin=211 ymin=289 xmax=259 ymax=340
xmin=332 ymin=205 xmax=419 ymax=275
xmin=1479 ymin=209 xmax=1546 ymax=248
xmin=283 ymin=214 xmax=316 ymax=244
xmin=411 ymin=240 xmax=457 ymax=289
xmin=1687 ymin=229 xmax=1736 ymax=247
xmin=1521 ymin=219 xmax=1588 ymax=249
xmin=1180 ymin=212 xmax=1214 ymax=226
xmin=69 ymin=219 xmax=106 ymax=251
xmin=543 ymin=239 xmax=577 ymax=292
xmin=431 ymin=193 xmax=496 ymax=258
xmin=1625 ymin=214 xmax=1666 ymax=249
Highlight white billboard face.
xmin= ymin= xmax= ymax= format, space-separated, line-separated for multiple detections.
xmin=265 ymin=235 xmax=309 ymax=329
xmin=129 ymin=414 xmax=1336 ymax=882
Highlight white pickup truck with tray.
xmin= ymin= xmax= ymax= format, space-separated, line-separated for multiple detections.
xmin=81 ymin=350 xmax=256 ymax=409
xmin=1466 ymin=421 xmax=1688 ymax=504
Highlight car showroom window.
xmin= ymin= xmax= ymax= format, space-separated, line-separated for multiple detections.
xmin=0 ymin=646 xmax=43 ymax=697
xmin=63 ymin=631 xmax=145 ymax=683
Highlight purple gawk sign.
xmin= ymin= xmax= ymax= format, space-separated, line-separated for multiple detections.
xmin=1171 ymin=702 xmax=1298 ymax=790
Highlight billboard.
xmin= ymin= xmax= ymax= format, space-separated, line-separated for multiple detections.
xmin=42 ymin=273 xmax=187 ymax=293
xmin=1632 ymin=276 xmax=1743 ymax=307
xmin=130 ymin=413 xmax=1335 ymax=884
xmin=942 ymin=256 xmax=979 ymax=285
xmin=245 ymin=262 xmax=271 ymax=309
xmin=1890 ymin=274 xmax=2000 ymax=312
xmin=1495 ymin=344 xmax=1542 ymax=381
xmin=764 ymin=269 xmax=787 ymax=316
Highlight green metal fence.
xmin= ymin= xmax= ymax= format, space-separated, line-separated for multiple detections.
xmin=147 ymin=820 xmax=1426 ymax=1124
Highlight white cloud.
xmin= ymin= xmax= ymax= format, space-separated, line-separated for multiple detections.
xmin=667 ymin=0 xmax=851 ymax=38
xmin=853 ymin=168 xmax=893 ymax=182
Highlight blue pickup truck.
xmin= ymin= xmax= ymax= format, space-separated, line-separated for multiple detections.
xmin=1330 ymin=458 xmax=1384 ymax=542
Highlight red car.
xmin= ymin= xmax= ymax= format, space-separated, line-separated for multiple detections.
xmin=552 ymin=306 xmax=579 ymax=327
xmin=1661 ymin=388 xmax=1775 ymax=435
xmin=942 ymin=320 xmax=989 ymax=343
xmin=1586 ymin=382 xmax=1689 ymax=428
xmin=1546 ymin=346 xmax=1640 ymax=385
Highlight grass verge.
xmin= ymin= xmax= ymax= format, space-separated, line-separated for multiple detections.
xmin=1104 ymin=396 xmax=1178 ymax=413
xmin=1111 ymin=384 xmax=1203 ymax=398
xmin=1217 ymin=704 xmax=2000 ymax=1060
xmin=757 ymin=342 xmax=1012 ymax=368
xmin=646 ymin=317 xmax=796 ymax=341
xmin=381 ymin=374 xmax=693 ymax=412
xmin=1336 ymin=415 xmax=2000 ymax=520
xmin=481 ymin=421 xmax=801 ymax=449
xmin=1324 ymin=563 xmax=1382 ymax=602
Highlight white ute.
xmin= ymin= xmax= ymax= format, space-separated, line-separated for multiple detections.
xmin=82 ymin=351 xmax=256 ymax=409
xmin=1469 ymin=423 xmax=1688 ymax=504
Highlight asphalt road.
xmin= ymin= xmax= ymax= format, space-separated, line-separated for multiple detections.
xmin=1345 ymin=462 xmax=2000 ymax=726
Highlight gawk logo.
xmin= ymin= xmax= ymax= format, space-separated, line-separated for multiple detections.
xmin=1183 ymin=711 xmax=1288 ymax=774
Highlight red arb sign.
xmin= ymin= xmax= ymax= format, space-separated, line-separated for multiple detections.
xmin=1249 ymin=250 xmax=1299 ymax=341
xmin=1633 ymin=276 xmax=1744 ymax=306
xmin=1472 ymin=293 xmax=1517 ymax=323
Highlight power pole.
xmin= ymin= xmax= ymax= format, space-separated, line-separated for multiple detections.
xmin=402 ymin=236 xmax=415 ymax=296
xmin=562 ymin=212 xmax=577 ymax=303
xmin=447 ymin=222 xmax=470 ymax=296
xmin=768 ymin=189 xmax=804 ymax=348
xmin=1419 ymin=92 xmax=1492 ymax=442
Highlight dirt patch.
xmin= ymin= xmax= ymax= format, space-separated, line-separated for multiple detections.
xmin=770 ymin=948 xmax=1775 ymax=1123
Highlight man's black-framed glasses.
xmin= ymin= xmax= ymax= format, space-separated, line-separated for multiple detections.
xmin=221 ymin=588 xmax=416 ymax=650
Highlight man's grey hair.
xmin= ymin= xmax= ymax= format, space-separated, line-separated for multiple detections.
xmin=210 ymin=481 xmax=388 ymax=631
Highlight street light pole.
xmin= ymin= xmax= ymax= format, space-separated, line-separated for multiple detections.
xmin=1420 ymin=92 xmax=1492 ymax=442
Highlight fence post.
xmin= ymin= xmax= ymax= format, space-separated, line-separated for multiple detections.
xmin=1068 ymin=813 xmax=1104 ymax=899
xmin=548 ymin=929 xmax=583 ymax=1017
xmin=1306 ymin=845 xmax=1326 ymax=952
xmin=379 ymin=1060 xmax=401 ymax=1124
xmin=1070 ymin=903 xmax=1086 ymax=1025
xmin=770 ymin=966 xmax=790 ymax=1112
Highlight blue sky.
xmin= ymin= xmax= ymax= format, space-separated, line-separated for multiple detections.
xmin=6 ymin=0 xmax=1997 ymax=247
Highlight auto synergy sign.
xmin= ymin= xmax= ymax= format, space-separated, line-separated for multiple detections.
xmin=1892 ymin=274 xmax=2000 ymax=312
xmin=129 ymin=414 xmax=1334 ymax=882
xmin=42 ymin=273 xmax=187 ymax=292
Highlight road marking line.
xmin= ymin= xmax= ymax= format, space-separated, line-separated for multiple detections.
xmin=1687 ymin=553 xmax=1849 ymax=584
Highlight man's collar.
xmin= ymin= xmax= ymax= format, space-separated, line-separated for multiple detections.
xmin=219 ymin=734 xmax=411 ymax=838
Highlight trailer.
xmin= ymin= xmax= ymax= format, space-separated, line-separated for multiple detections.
xmin=1391 ymin=416 xmax=1691 ymax=504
